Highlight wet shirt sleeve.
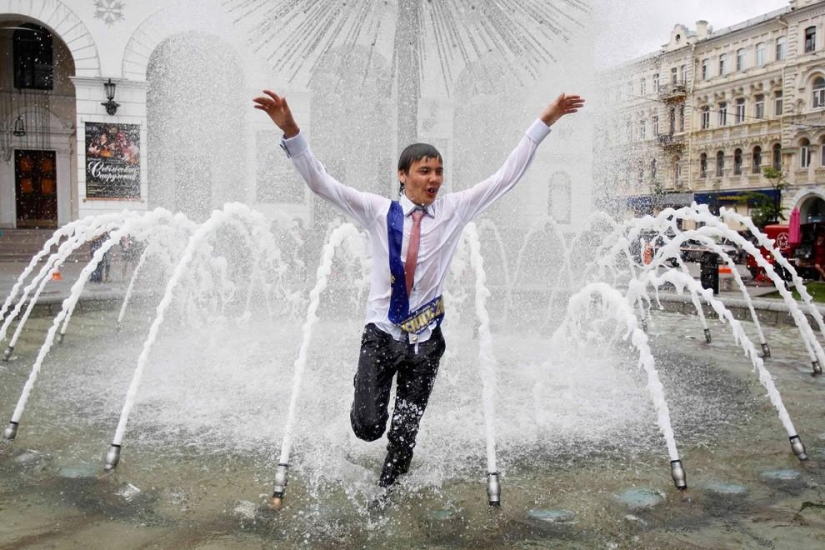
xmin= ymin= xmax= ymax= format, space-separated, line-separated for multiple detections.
xmin=281 ymin=132 xmax=384 ymax=228
xmin=451 ymin=119 xmax=552 ymax=222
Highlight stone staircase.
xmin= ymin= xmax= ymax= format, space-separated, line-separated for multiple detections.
xmin=0 ymin=229 xmax=90 ymax=263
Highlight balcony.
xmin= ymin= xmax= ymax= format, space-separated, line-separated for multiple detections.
xmin=658 ymin=82 xmax=687 ymax=101
xmin=656 ymin=133 xmax=685 ymax=149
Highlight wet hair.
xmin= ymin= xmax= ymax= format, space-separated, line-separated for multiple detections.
xmin=397 ymin=143 xmax=442 ymax=195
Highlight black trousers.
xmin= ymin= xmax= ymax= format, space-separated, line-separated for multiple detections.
xmin=350 ymin=323 xmax=446 ymax=486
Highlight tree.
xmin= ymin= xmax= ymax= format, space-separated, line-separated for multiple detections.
xmin=737 ymin=167 xmax=787 ymax=228
xmin=226 ymin=0 xmax=587 ymax=149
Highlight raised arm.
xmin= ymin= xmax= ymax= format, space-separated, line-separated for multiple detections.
xmin=253 ymin=90 xmax=301 ymax=138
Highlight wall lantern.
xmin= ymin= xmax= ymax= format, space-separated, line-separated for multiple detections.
xmin=102 ymin=79 xmax=119 ymax=116
xmin=12 ymin=115 xmax=26 ymax=136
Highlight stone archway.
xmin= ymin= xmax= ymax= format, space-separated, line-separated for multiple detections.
xmin=0 ymin=3 xmax=100 ymax=77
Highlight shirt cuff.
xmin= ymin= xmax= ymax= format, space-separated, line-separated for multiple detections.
xmin=526 ymin=119 xmax=552 ymax=144
xmin=280 ymin=131 xmax=308 ymax=158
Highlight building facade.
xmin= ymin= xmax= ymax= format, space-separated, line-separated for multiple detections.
xmin=0 ymin=0 xmax=592 ymax=243
xmin=600 ymin=0 xmax=825 ymax=228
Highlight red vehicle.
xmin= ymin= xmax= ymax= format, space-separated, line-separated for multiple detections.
xmin=745 ymin=224 xmax=790 ymax=281
xmin=746 ymin=222 xmax=825 ymax=281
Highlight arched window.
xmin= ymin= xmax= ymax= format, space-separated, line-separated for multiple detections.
xmin=800 ymin=138 xmax=812 ymax=168
xmin=776 ymin=36 xmax=787 ymax=61
xmin=700 ymin=152 xmax=708 ymax=177
xmin=806 ymin=26 xmax=817 ymax=53
xmin=716 ymin=150 xmax=725 ymax=176
xmin=814 ymin=77 xmax=825 ymax=108
xmin=734 ymin=148 xmax=743 ymax=175
xmin=13 ymin=24 xmax=54 ymax=90
xmin=772 ymin=143 xmax=782 ymax=170
xmin=752 ymin=146 xmax=762 ymax=174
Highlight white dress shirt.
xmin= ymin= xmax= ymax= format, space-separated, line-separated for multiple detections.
xmin=281 ymin=119 xmax=552 ymax=343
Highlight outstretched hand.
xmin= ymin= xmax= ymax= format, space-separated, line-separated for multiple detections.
xmin=540 ymin=93 xmax=585 ymax=127
xmin=253 ymin=90 xmax=300 ymax=138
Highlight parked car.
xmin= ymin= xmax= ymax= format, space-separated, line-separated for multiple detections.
xmin=678 ymin=238 xmax=740 ymax=263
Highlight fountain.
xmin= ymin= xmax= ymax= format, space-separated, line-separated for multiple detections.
xmin=2 ymin=2 xmax=825 ymax=548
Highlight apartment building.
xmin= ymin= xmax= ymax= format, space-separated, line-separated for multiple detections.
xmin=600 ymin=0 xmax=825 ymax=227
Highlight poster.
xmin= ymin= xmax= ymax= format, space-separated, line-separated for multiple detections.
xmin=85 ymin=122 xmax=141 ymax=198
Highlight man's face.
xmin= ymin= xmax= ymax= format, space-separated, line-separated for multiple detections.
xmin=399 ymin=156 xmax=444 ymax=207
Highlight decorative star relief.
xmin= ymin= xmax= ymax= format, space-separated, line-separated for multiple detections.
xmin=93 ymin=0 xmax=125 ymax=26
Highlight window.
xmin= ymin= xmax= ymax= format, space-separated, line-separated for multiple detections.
xmin=821 ymin=141 xmax=825 ymax=167
xmin=716 ymin=151 xmax=725 ymax=176
xmin=669 ymin=108 xmax=676 ymax=134
xmin=701 ymin=106 xmax=710 ymax=129
xmin=718 ymin=102 xmax=728 ymax=126
xmin=734 ymin=148 xmax=743 ymax=175
xmin=674 ymin=157 xmax=682 ymax=185
xmin=814 ymin=77 xmax=825 ymax=108
xmin=626 ymin=119 xmax=632 ymax=142
xmin=719 ymin=53 xmax=728 ymax=75
xmin=735 ymin=98 xmax=746 ymax=123
xmin=653 ymin=73 xmax=659 ymax=91
xmin=775 ymin=91 xmax=783 ymax=116
xmin=640 ymin=77 xmax=646 ymax=95
xmin=776 ymin=36 xmax=787 ymax=61
xmin=681 ymin=65 xmax=688 ymax=83
xmin=701 ymin=59 xmax=709 ymax=80
xmin=638 ymin=161 xmax=644 ymax=184
xmin=753 ymin=146 xmax=762 ymax=174
xmin=805 ymin=26 xmax=816 ymax=53
xmin=639 ymin=119 xmax=646 ymax=140
xmin=801 ymin=139 xmax=812 ymax=168
xmin=652 ymin=116 xmax=659 ymax=136
xmin=650 ymin=159 xmax=657 ymax=181
xmin=13 ymin=24 xmax=54 ymax=90
xmin=700 ymin=153 xmax=708 ymax=177
xmin=773 ymin=143 xmax=782 ymax=170
xmin=756 ymin=42 xmax=766 ymax=66
xmin=736 ymin=48 xmax=746 ymax=71
xmin=755 ymin=94 xmax=765 ymax=119
xmin=671 ymin=67 xmax=678 ymax=84
xmin=679 ymin=105 xmax=685 ymax=132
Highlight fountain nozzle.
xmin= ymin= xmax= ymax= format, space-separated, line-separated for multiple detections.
xmin=56 ymin=333 xmax=64 ymax=345
xmin=670 ymin=459 xmax=687 ymax=490
xmin=812 ymin=361 xmax=822 ymax=376
xmin=104 ymin=443 xmax=121 ymax=471
xmin=2 ymin=346 xmax=13 ymax=361
xmin=789 ymin=435 xmax=808 ymax=461
xmin=269 ymin=463 xmax=289 ymax=510
xmin=3 ymin=421 xmax=18 ymax=440
xmin=760 ymin=342 xmax=771 ymax=358
xmin=486 ymin=472 xmax=501 ymax=506
xmin=704 ymin=329 xmax=712 ymax=343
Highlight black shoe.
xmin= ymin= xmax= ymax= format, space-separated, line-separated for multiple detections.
xmin=378 ymin=451 xmax=412 ymax=488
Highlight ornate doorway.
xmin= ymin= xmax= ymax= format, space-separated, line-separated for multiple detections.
xmin=15 ymin=149 xmax=57 ymax=228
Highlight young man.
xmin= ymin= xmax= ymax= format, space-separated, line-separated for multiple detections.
xmin=254 ymin=90 xmax=584 ymax=489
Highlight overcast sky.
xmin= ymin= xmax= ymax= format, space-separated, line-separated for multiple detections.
xmin=595 ymin=0 xmax=793 ymax=67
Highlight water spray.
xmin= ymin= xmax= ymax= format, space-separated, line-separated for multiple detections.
xmin=486 ymin=472 xmax=501 ymax=506
xmin=670 ymin=459 xmax=687 ymax=490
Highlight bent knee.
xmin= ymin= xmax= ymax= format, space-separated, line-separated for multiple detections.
xmin=351 ymin=412 xmax=386 ymax=442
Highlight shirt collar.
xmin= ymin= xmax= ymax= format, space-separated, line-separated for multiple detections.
xmin=400 ymin=193 xmax=435 ymax=218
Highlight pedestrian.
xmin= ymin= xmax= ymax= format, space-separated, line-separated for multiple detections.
xmin=253 ymin=89 xmax=584 ymax=493
xmin=813 ymin=233 xmax=825 ymax=281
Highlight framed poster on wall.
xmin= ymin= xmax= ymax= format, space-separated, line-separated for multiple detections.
xmin=85 ymin=122 xmax=141 ymax=198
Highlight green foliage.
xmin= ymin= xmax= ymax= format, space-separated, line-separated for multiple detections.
xmin=736 ymin=167 xmax=787 ymax=228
